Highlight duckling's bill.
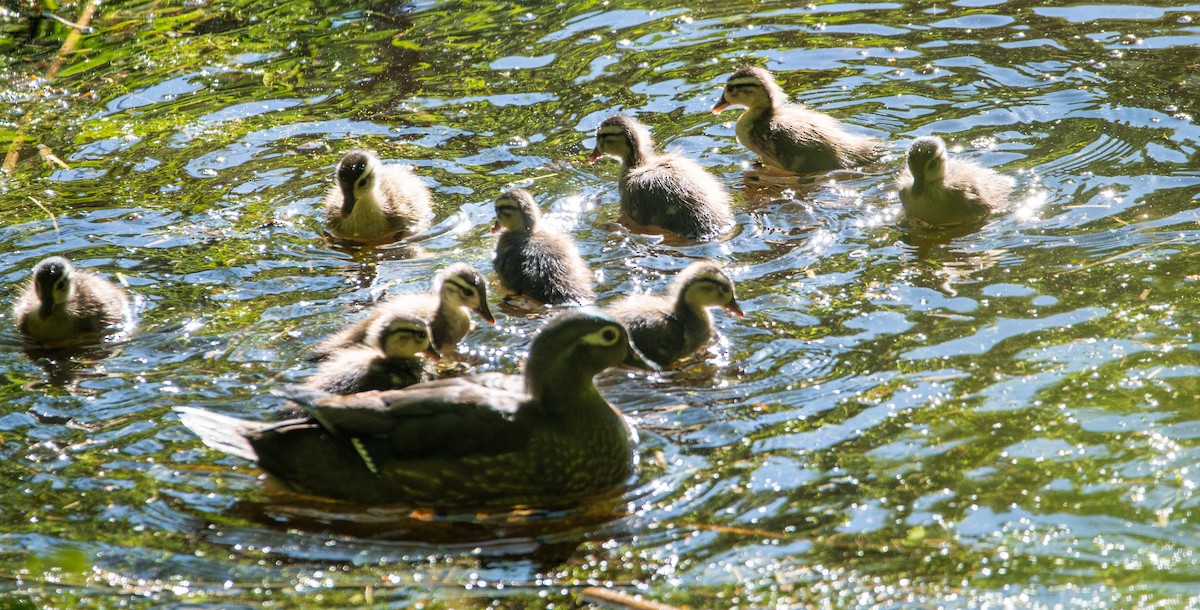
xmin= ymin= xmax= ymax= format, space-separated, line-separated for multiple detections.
xmin=724 ymin=297 xmax=745 ymax=318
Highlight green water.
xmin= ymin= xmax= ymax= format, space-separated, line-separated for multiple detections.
xmin=1 ymin=0 xmax=1199 ymax=607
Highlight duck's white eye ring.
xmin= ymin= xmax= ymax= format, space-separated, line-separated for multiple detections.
xmin=583 ymin=326 xmax=622 ymax=347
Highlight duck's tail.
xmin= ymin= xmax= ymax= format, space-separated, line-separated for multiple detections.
xmin=174 ymin=407 xmax=261 ymax=462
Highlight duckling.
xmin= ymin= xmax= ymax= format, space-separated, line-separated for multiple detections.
xmin=605 ymin=260 xmax=743 ymax=367
xmin=305 ymin=313 xmax=440 ymax=395
xmin=176 ymin=309 xmax=655 ymax=506
xmin=13 ymin=256 xmax=131 ymax=346
xmin=898 ymin=136 xmax=1014 ymax=228
xmin=323 ymin=149 xmax=433 ymax=243
xmin=311 ymin=263 xmax=494 ymax=358
xmin=713 ymin=66 xmax=883 ymax=174
xmin=492 ymin=188 xmax=595 ymax=305
xmin=587 ymin=115 xmax=734 ymax=240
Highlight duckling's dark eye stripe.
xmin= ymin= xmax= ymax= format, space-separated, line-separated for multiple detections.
xmin=693 ymin=277 xmax=732 ymax=291
xmin=496 ymin=203 xmax=520 ymax=213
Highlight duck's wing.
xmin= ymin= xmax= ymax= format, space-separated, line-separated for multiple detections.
xmin=275 ymin=374 xmax=530 ymax=458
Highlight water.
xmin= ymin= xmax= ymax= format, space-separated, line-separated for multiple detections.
xmin=1 ymin=0 xmax=1198 ymax=606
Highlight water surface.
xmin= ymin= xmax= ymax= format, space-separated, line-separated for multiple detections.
xmin=1 ymin=0 xmax=1198 ymax=607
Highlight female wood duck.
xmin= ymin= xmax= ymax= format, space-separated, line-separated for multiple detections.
xmin=176 ymin=309 xmax=655 ymax=506
xmin=587 ymin=114 xmax=734 ymax=240
xmin=323 ymin=149 xmax=433 ymax=243
xmin=898 ymin=136 xmax=1013 ymax=228
xmin=606 ymin=260 xmax=743 ymax=367
xmin=312 ymin=264 xmax=494 ymax=359
xmin=305 ymin=313 xmax=440 ymax=395
xmin=713 ymin=66 xmax=883 ymax=174
xmin=492 ymin=188 xmax=595 ymax=305
xmin=13 ymin=256 xmax=131 ymax=346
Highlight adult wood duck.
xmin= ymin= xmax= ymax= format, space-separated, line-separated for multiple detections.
xmin=176 ymin=309 xmax=655 ymax=506
xmin=492 ymin=188 xmax=595 ymax=305
xmin=311 ymin=263 xmax=494 ymax=358
xmin=898 ymin=136 xmax=1013 ymax=228
xmin=606 ymin=260 xmax=743 ymax=367
xmin=587 ymin=114 xmax=734 ymax=240
xmin=323 ymin=149 xmax=433 ymax=243
xmin=13 ymin=256 xmax=132 ymax=347
xmin=713 ymin=66 xmax=883 ymax=174
xmin=305 ymin=313 xmax=440 ymax=396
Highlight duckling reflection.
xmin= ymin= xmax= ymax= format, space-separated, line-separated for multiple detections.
xmin=176 ymin=309 xmax=655 ymax=506
xmin=606 ymin=261 xmax=743 ymax=367
xmin=13 ymin=256 xmax=132 ymax=348
xmin=323 ymin=149 xmax=433 ymax=243
xmin=898 ymin=136 xmax=1013 ymax=228
xmin=492 ymin=188 xmax=595 ymax=305
xmin=588 ymin=114 xmax=734 ymax=240
xmin=305 ymin=313 xmax=439 ymax=395
xmin=714 ymin=66 xmax=883 ymax=174
xmin=311 ymin=263 xmax=494 ymax=358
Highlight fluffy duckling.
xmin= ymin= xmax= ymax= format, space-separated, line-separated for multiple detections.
xmin=176 ymin=309 xmax=655 ymax=506
xmin=311 ymin=263 xmax=494 ymax=358
xmin=606 ymin=260 xmax=743 ymax=367
xmin=587 ymin=115 xmax=734 ymax=240
xmin=713 ymin=66 xmax=883 ymax=173
xmin=492 ymin=188 xmax=595 ymax=305
xmin=13 ymin=256 xmax=131 ymax=346
xmin=323 ymin=149 xmax=433 ymax=243
xmin=898 ymin=136 xmax=1013 ymax=228
xmin=305 ymin=313 xmax=440 ymax=395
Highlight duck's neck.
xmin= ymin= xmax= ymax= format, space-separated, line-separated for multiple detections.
xmin=622 ymin=139 xmax=654 ymax=170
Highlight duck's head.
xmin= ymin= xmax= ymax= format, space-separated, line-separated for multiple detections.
xmin=673 ymin=260 xmax=744 ymax=318
xmin=713 ymin=66 xmax=784 ymax=114
xmin=438 ymin=263 xmax=496 ymax=325
xmin=524 ymin=308 xmax=655 ymax=395
xmin=587 ymin=114 xmax=654 ymax=167
xmin=32 ymin=256 xmax=75 ymax=319
xmin=906 ymin=136 xmax=948 ymax=196
xmin=492 ymin=188 xmax=541 ymax=234
xmin=335 ymin=149 xmax=383 ymax=219
xmin=369 ymin=313 xmax=440 ymax=361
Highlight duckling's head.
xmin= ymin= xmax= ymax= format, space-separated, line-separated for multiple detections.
xmin=906 ymin=136 xmax=949 ymax=196
xmin=368 ymin=313 xmax=440 ymax=361
xmin=673 ymin=261 xmax=744 ymax=318
xmin=335 ymin=149 xmax=383 ymax=219
xmin=524 ymin=308 xmax=655 ymax=396
xmin=31 ymin=256 xmax=75 ymax=319
xmin=586 ymin=115 xmax=655 ymax=168
xmin=713 ymin=66 xmax=784 ymax=114
xmin=492 ymin=188 xmax=541 ymax=234
xmin=438 ymin=263 xmax=496 ymax=325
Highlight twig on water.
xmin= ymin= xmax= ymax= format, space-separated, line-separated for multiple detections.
xmin=2 ymin=0 xmax=101 ymax=174
xmin=29 ymin=196 xmax=62 ymax=242
xmin=581 ymin=586 xmax=681 ymax=610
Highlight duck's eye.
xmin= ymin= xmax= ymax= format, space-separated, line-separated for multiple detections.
xmin=55 ymin=279 xmax=68 ymax=291
xmin=415 ymin=331 xmax=426 ymax=340
xmin=600 ymin=327 xmax=619 ymax=345
xmin=357 ymin=177 xmax=368 ymax=188
xmin=461 ymin=288 xmax=476 ymax=298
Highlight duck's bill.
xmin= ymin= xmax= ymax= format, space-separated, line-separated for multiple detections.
xmin=490 ymin=219 xmax=502 ymax=234
xmin=622 ymin=343 xmax=659 ymax=372
xmin=712 ymin=97 xmax=731 ymax=114
xmin=476 ymin=302 xmax=496 ymax=325
xmin=585 ymin=151 xmax=603 ymax=164
xmin=911 ymin=174 xmax=926 ymax=197
xmin=423 ymin=346 xmax=443 ymax=361
xmin=724 ymin=298 xmax=745 ymax=318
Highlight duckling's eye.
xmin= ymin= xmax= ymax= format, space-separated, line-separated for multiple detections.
xmin=357 ymin=177 xmax=368 ymax=188
xmin=414 ymin=331 xmax=426 ymax=340
xmin=601 ymin=327 xmax=619 ymax=345
xmin=461 ymin=288 xmax=476 ymax=298
xmin=55 ymin=279 xmax=68 ymax=291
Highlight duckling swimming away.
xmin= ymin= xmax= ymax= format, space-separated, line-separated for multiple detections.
xmin=587 ymin=114 xmax=733 ymax=240
xmin=898 ymin=136 xmax=1014 ymax=228
xmin=323 ymin=149 xmax=433 ymax=243
xmin=176 ymin=309 xmax=655 ymax=507
xmin=13 ymin=256 xmax=132 ymax=347
xmin=713 ymin=66 xmax=883 ymax=174
xmin=492 ymin=188 xmax=595 ymax=305
xmin=606 ymin=260 xmax=743 ymax=367
xmin=305 ymin=313 xmax=440 ymax=395
xmin=311 ymin=263 xmax=494 ymax=359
